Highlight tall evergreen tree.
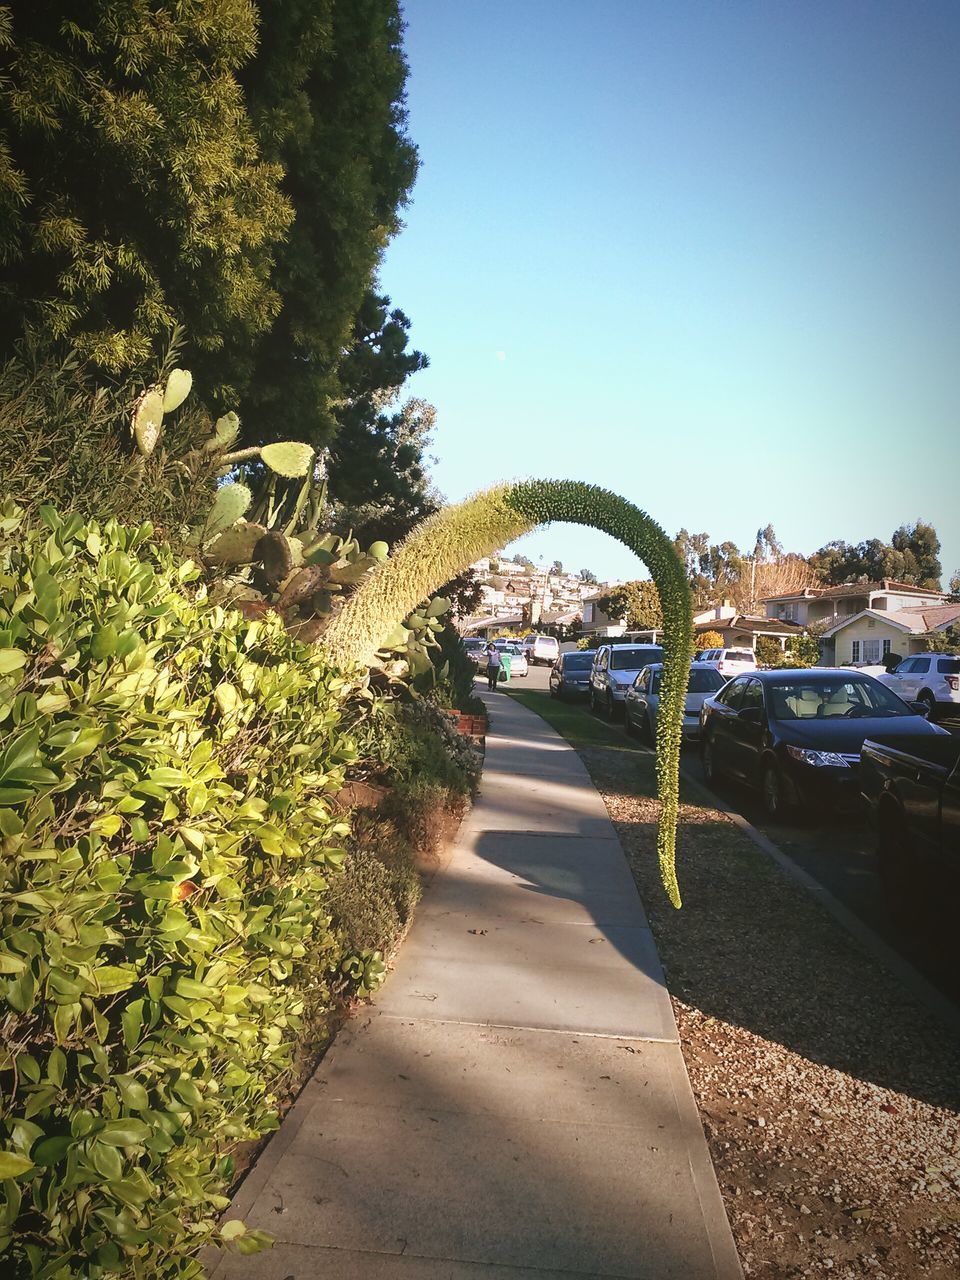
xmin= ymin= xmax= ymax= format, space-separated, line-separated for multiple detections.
xmin=0 ymin=2 xmax=292 ymax=382
xmin=326 ymin=290 xmax=433 ymax=545
xmin=239 ymin=0 xmax=418 ymax=446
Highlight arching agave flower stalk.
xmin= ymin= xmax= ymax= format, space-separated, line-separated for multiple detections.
xmin=325 ymin=480 xmax=693 ymax=906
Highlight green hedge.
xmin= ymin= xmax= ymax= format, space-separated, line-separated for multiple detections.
xmin=0 ymin=506 xmax=362 ymax=1277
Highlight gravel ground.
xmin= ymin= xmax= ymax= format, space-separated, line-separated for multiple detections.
xmin=580 ymin=741 xmax=960 ymax=1280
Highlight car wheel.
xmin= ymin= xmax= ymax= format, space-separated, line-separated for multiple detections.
xmin=701 ymin=735 xmax=717 ymax=784
xmin=761 ymin=760 xmax=791 ymax=820
xmin=919 ymin=690 xmax=938 ymax=722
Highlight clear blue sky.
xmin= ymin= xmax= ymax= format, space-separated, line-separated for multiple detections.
xmin=380 ymin=1 xmax=959 ymax=586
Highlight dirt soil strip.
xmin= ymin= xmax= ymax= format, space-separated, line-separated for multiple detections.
xmin=511 ymin=695 xmax=960 ymax=1280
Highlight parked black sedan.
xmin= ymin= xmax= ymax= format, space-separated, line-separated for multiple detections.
xmin=699 ymin=668 xmax=949 ymax=818
xmin=548 ymin=649 xmax=596 ymax=699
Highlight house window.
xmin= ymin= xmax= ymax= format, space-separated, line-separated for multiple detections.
xmin=851 ymin=640 xmax=860 ymax=662
xmin=862 ymin=639 xmax=881 ymax=664
xmin=882 ymin=639 xmax=891 ymax=656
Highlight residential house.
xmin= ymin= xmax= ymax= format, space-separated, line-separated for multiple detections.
xmin=693 ymin=605 xmax=804 ymax=652
xmin=822 ymin=601 xmax=960 ymax=667
xmin=762 ymin=580 xmax=950 ymax=665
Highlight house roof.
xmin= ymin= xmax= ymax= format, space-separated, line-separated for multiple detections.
xmin=889 ymin=603 xmax=960 ymax=632
xmin=694 ymin=614 xmax=804 ymax=636
xmin=822 ymin=602 xmax=960 ymax=638
xmin=761 ymin=579 xmax=947 ymax=604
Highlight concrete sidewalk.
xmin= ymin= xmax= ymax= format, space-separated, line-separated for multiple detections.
xmin=212 ymin=692 xmax=742 ymax=1279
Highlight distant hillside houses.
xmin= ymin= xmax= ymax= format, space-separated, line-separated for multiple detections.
xmin=461 ymin=553 xmax=616 ymax=636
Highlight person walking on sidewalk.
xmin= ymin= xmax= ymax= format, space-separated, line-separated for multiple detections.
xmin=484 ymin=642 xmax=502 ymax=692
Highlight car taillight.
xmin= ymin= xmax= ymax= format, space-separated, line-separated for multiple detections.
xmin=946 ymin=675 xmax=959 ymax=692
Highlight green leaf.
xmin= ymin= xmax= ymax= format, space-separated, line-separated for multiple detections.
xmin=121 ymin=999 xmax=144 ymax=1051
xmin=0 ymin=1151 xmax=34 ymax=1179
xmin=0 ymin=648 xmax=27 ymax=675
xmin=47 ymin=1047 xmax=67 ymax=1088
xmin=116 ymin=1077 xmax=149 ymax=1112
xmin=98 ymin=1119 xmax=151 ymax=1148
xmin=220 ymin=1219 xmax=246 ymax=1240
xmin=95 ymin=965 xmax=137 ymax=995
xmin=90 ymin=625 xmax=120 ymax=660
xmin=33 ymin=1134 xmax=72 ymax=1166
xmin=0 ymin=728 xmax=40 ymax=781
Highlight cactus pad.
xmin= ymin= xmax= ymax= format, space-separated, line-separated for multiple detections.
xmin=162 ymin=369 xmax=193 ymax=413
xmin=206 ymin=412 xmax=241 ymax=453
xmin=205 ymin=483 xmax=252 ymax=540
xmin=260 ymin=442 xmax=315 ymax=478
xmin=132 ymin=389 xmax=165 ymax=457
xmin=205 ymin=521 xmax=266 ymax=566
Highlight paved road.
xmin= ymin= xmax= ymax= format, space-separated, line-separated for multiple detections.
xmin=509 ymin=661 xmax=957 ymax=1005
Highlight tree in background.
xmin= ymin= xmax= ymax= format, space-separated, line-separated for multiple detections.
xmin=239 ymin=0 xmax=418 ymax=446
xmin=596 ymin=580 xmax=663 ymax=631
xmin=919 ymin=623 xmax=960 ymax=655
xmin=695 ymin=629 xmax=724 ymax=651
xmin=755 ymin=636 xmax=783 ymax=668
xmin=949 ymin=571 xmax=960 ymax=599
xmin=550 ymin=559 xmax=563 ymax=575
xmin=0 ymin=1 xmax=292 ymax=378
xmin=674 ymin=525 xmax=817 ymax=613
xmin=579 ymin=567 xmax=598 ymax=584
xmin=809 ymin=521 xmax=942 ymax=589
xmin=326 ymin=292 xmax=433 ymax=545
xmin=0 ymin=2 xmax=419 ymax=449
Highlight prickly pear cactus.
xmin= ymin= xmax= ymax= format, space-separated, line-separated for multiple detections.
xmin=131 ymin=389 xmax=165 ymax=457
xmin=162 ymin=368 xmax=193 ymax=412
xmin=260 ymin=442 xmax=315 ymax=478
xmin=205 ymin=483 xmax=252 ymax=540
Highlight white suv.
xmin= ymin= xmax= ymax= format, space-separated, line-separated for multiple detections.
xmin=877 ymin=652 xmax=960 ymax=721
xmin=697 ymin=647 xmax=757 ymax=680
xmin=522 ymin=634 xmax=560 ymax=666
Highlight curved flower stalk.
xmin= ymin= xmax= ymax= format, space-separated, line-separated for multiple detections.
xmin=324 ymin=480 xmax=693 ymax=906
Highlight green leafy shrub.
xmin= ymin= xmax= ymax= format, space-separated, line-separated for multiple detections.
xmin=0 ymin=504 xmax=366 ymax=1277
xmin=695 ymin=629 xmax=724 ymax=651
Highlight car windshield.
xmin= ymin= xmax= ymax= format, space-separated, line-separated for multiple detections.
xmin=767 ymin=677 xmax=911 ymax=720
xmin=610 ymin=647 xmax=664 ymax=670
xmin=562 ymin=653 xmax=594 ymax=670
xmin=688 ymin=669 xmax=726 ymax=693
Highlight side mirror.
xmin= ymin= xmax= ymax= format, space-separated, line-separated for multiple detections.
xmin=738 ymin=707 xmax=763 ymax=725
xmin=909 ymin=700 xmax=930 ymax=717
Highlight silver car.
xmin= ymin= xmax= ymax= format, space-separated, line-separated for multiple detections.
xmin=624 ymin=662 xmax=726 ymax=744
xmin=589 ymin=643 xmax=664 ymax=718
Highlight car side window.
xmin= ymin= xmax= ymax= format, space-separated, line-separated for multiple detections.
xmin=635 ymin=670 xmax=648 ymax=691
xmin=911 ymin=656 xmax=930 ymax=674
xmin=717 ymin=678 xmax=745 ymax=709
xmin=739 ymin=679 xmax=764 ymax=712
xmin=896 ymin=657 xmax=916 ymax=674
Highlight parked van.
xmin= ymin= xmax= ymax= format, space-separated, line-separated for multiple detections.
xmin=698 ymin=647 xmax=757 ymax=680
xmin=523 ymin=634 xmax=560 ymax=666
